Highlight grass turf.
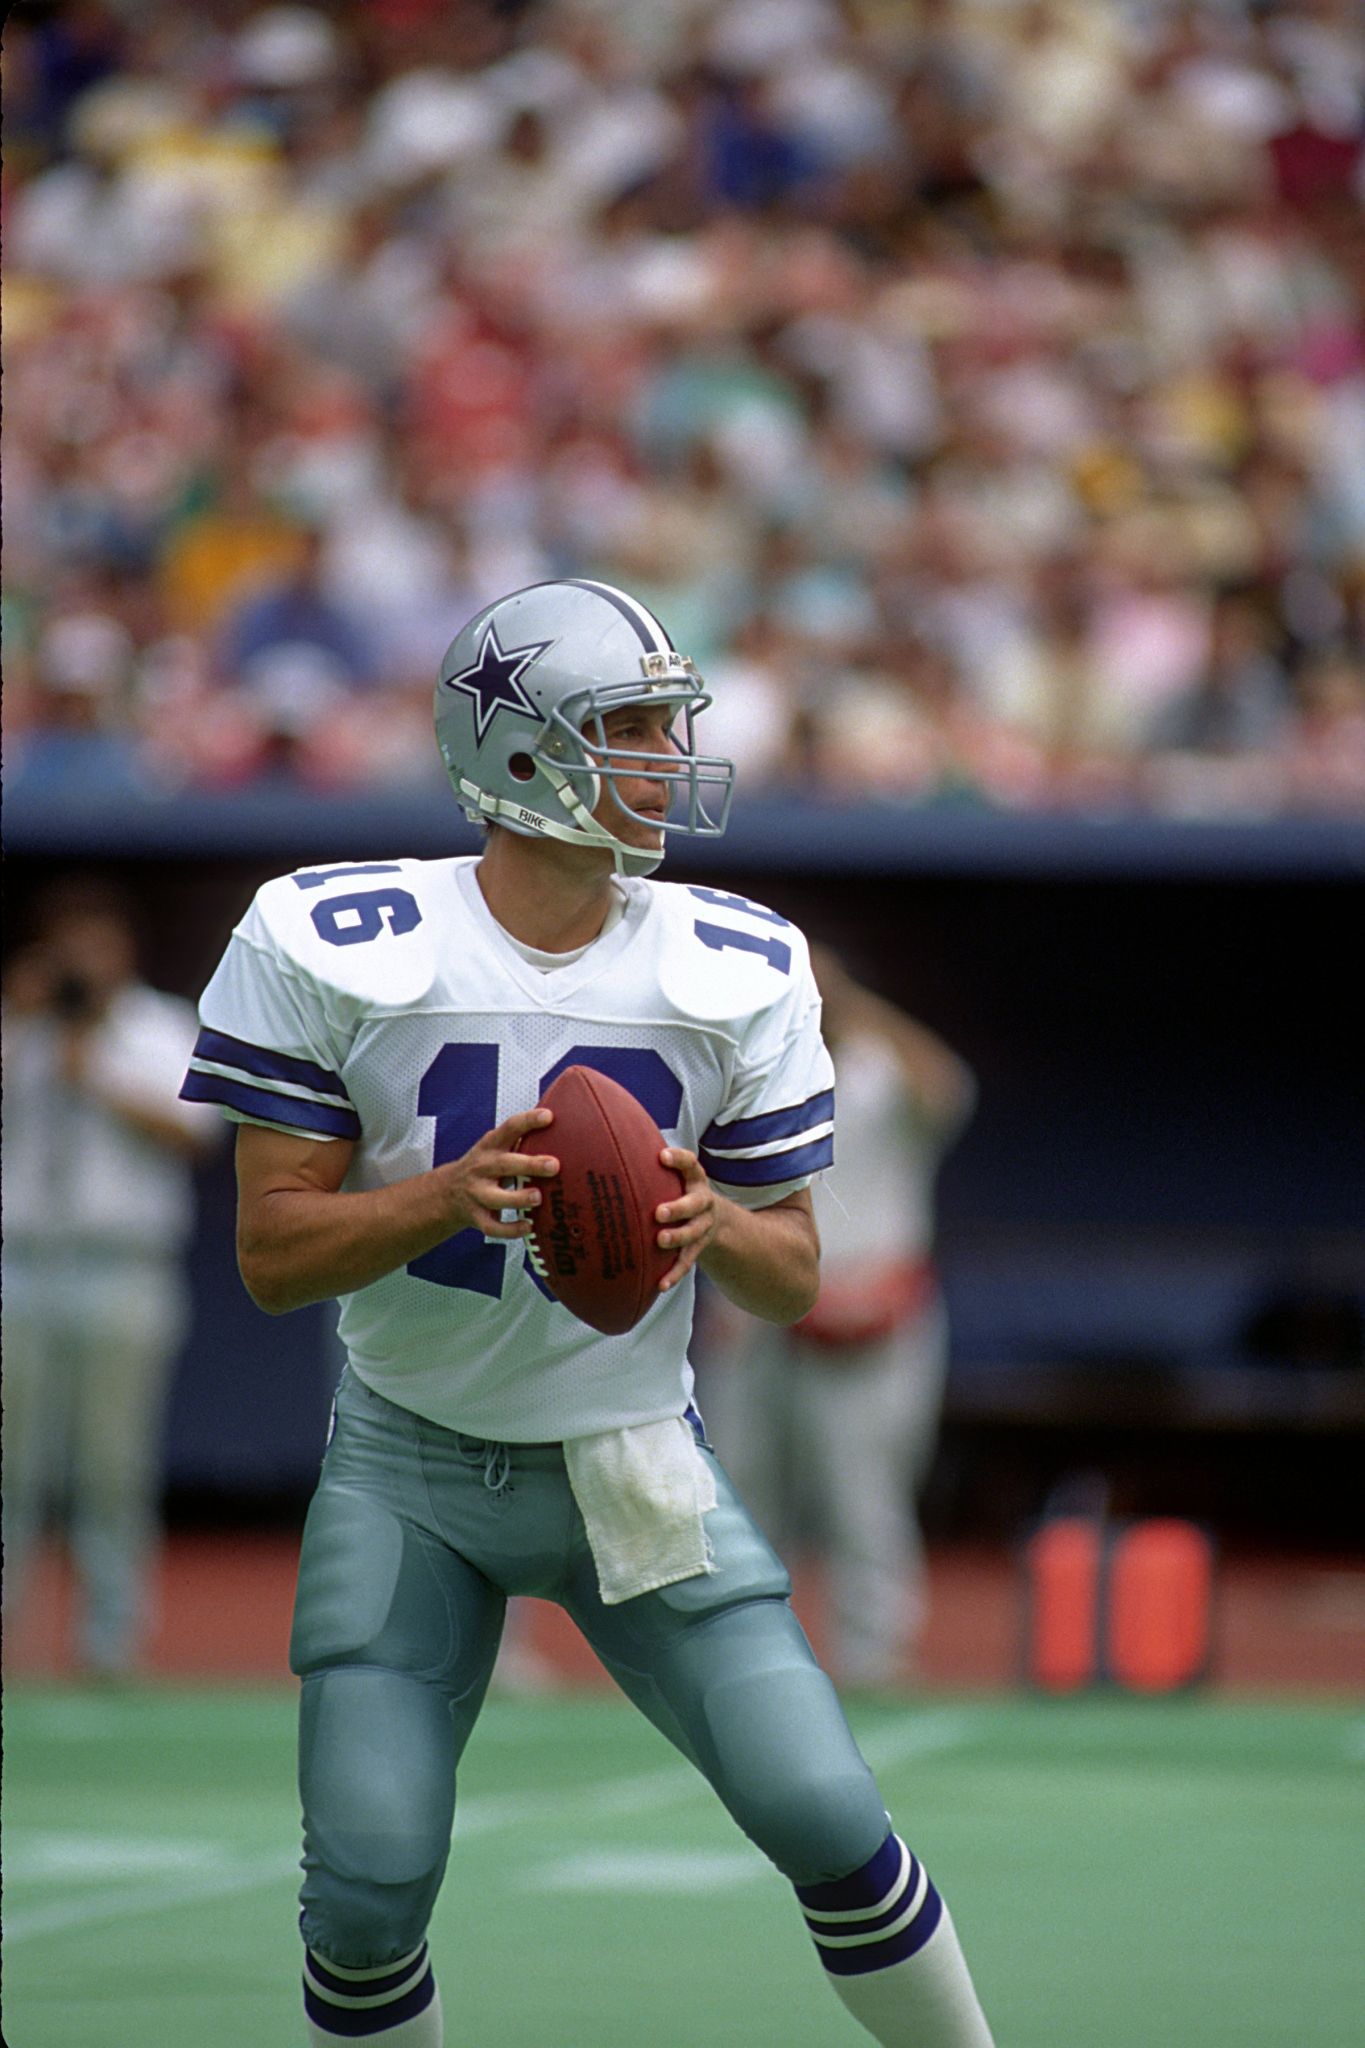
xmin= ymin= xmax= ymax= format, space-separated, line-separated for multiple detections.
xmin=3 ymin=1685 xmax=1362 ymax=2047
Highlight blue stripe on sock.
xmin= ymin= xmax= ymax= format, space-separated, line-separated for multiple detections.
xmin=303 ymin=1963 xmax=435 ymax=2037
xmin=796 ymin=1832 xmax=902 ymax=1914
xmin=306 ymin=1945 xmax=427 ymax=2002
xmin=817 ymin=1879 xmax=944 ymax=1977
xmin=803 ymin=1856 xmax=921 ymax=1941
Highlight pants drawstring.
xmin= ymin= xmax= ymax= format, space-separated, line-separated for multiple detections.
xmin=456 ymin=1434 xmax=513 ymax=1498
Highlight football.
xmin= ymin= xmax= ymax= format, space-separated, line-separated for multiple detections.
xmin=516 ymin=1065 xmax=684 ymax=1335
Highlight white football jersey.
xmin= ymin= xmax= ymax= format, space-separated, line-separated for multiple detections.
xmin=183 ymin=856 xmax=834 ymax=1441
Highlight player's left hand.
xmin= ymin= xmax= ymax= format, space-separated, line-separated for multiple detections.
xmin=655 ymin=1147 xmax=717 ymax=1293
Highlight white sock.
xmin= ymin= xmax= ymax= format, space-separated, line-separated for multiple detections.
xmin=796 ymin=1834 xmax=994 ymax=2047
xmin=828 ymin=1906 xmax=994 ymax=2047
xmin=304 ymin=1942 xmax=443 ymax=2044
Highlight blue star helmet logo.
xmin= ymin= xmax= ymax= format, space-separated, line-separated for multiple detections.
xmin=443 ymin=622 xmax=554 ymax=743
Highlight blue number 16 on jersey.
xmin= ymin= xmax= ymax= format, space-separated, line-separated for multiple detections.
xmin=408 ymin=1044 xmax=682 ymax=1298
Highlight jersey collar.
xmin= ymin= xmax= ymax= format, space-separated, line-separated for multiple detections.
xmin=452 ymin=859 xmax=648 ymax=1006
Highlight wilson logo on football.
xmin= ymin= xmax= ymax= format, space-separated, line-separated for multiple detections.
xmin=544 ymin=1189 xmax=585 ymax=1277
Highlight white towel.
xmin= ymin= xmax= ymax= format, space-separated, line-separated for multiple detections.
xmin=563 ymin=1417 xmax=718 ymax=1605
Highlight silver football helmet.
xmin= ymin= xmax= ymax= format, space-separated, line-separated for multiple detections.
xmin=435 ymin=579 xmax=735 ymax=876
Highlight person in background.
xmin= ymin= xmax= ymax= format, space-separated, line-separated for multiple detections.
xmin=218 ymin=522 xmax=377 ymax=693
xmin=2 ymin=876 xmax=219 ymax=1678
xmin=700 ymin=945 xmax=976 ymax=1688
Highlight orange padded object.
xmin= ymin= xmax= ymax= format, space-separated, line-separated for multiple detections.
xmin=1106 ymin=1519 xmax=1214 ymax=1692
xmin=1024 ymin=1517 xmax=1103 ymax=1691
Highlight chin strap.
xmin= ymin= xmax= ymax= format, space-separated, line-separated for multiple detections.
xmin=457 ymin=767 xmax=664 ymax=878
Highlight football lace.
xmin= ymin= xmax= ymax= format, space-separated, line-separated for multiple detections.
xmin=514 ymin=1177 xmax=551 ymax=1279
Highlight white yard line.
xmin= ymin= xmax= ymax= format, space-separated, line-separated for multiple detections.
xmin=4 ymin=1852 xmax=300 ymax=1943
xmin=452 ymin=1762 xmax=701 ymax=1838
xmin=6 ymin=1710 xmax=977 ymax=1944
xmin=11 ymin=1832 xmax=242 ymax=1880
xmin=528 ymin=1848 xmax=764 ymax=1894
xmin=464 ymin=1709 xmax=979 ymax=1836
xmin=518 ymin=1712 xmax=981 ymax=1898
xmin=856 ymin=1709 xmax=979 ymax=1772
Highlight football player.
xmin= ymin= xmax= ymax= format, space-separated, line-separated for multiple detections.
xmin=182 ymin=580 xmax=995 ymax=2047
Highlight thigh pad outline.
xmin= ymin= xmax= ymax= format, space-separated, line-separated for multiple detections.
xmin=290 ymin=1485 xmax=484 ymax=1684
xmin=299 ymin=1667 xmax=457 ymax=1894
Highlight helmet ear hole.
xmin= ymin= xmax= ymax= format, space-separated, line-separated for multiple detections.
xmin=509 ymin=752 xmax=536 ymax=782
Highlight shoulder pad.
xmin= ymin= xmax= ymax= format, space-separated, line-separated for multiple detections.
xmin=247 ymin=858 xmax=444 ymax=1007
xmin=649 ymin=880 xmax=812 ymax=1026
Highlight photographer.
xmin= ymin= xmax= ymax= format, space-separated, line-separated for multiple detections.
xmin=2 ymin=877 xmax=219 ymax=1678
xmin=699 ymin=946 xmax=976 ymax=1689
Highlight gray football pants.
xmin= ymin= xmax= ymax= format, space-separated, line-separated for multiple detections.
xmin=291 ymin=1370 xmax=890 ymax=1970
xmin=2 ymin=1245 xmax=186 ymax=1672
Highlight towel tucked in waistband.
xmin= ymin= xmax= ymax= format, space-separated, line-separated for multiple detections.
xmin=563 ymin=1416 xmax=718 ymax=1605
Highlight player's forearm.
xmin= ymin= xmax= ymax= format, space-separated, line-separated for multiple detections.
xmin=238 ymin=1166 xmax=474 ymax=1313
xmin=698 ymin=1198 xmax=820 ymax=1324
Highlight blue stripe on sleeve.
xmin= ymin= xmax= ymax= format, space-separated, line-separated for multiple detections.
xmin=191 ymin=1026 xmax=351 ymax=1100
xmin=180 ymin=1070 xmax=362 ymax=1139
xmin=701 ymin=1088 xmax=834 ymax=1153
xmin=700 ymin=1132 xmax=833 ymax=1186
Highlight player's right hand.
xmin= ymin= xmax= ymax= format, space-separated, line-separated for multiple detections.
xmin=443 ymin=1108 xmax=558 ymax=1239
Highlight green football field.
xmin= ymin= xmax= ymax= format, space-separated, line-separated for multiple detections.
xmin=3 ymin=1684 xmax=1362 ymax=2048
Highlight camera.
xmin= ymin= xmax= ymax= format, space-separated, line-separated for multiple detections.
xmin=51 ymin=971 xmax=100 ymax=1023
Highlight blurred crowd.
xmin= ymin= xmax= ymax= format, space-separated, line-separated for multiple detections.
xmin=5 ymin=0 xmax=1365 ymax=814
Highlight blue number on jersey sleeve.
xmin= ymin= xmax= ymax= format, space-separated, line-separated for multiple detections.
xmin=407 ymin=1043 xmax=682 ymax=1296
xmin=693 ymin=919 xmax=791 ymax=976
xmin=688 ymin=886 xmax=790 ymax=928
xmin=310 ymin=888 xmax=422 ymax=948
